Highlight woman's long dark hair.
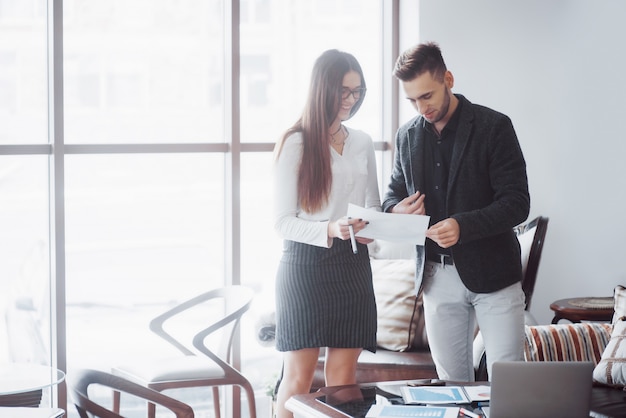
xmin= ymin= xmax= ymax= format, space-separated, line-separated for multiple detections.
xmin=274 ymin=49 xmax=366 ymax=213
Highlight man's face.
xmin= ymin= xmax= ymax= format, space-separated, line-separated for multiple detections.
xmin=402 ymin=70 xmax=453 ymax=127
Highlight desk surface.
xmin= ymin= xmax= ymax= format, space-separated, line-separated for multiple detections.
xmin=286 ymin=380 xmax=487 ymax=418
xmin=288 ymin=380 xmax=620 ymax=418
xmin=0 ymin=364 xmax=65 ymax=396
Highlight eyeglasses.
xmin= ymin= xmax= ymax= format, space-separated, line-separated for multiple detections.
xmin=341 ymin=87 xmax=366 ymax=100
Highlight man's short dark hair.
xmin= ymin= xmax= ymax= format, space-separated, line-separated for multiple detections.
xmin=393 ymin=42 xmax=447 ymax=82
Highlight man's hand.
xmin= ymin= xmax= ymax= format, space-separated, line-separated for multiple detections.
xmin=426 ymin=218 xmax=460 ymax=248
xmin=390 ymin=191 xmax=426 ymax=215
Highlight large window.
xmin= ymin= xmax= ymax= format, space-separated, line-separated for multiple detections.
xmin=239 ymin=0 xmax=383 ymax=143
xmin=63 ymin=0 xmax=224 ymax=144
xmin=0 ymin=1 xmax=397 ymax=416
xmin=0 ymin=1 xmax=47 ymax=144
xmin=0 ymin=156 xmax=50 ymax=364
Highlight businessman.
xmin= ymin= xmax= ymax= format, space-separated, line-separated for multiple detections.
xmin=383 ymin=42 xmax=530 ymax=381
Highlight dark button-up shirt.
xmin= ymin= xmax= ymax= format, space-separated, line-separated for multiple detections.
xmin=424 ymin=99 xmax=462 ymax=258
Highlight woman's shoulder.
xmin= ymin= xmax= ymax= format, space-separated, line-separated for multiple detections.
xmin=275 ymin=131 xmax=303 ymax=166
xmin=284 ymin=130 xmax=303 ymax=143
xmin=280 ymin=131 xmax=303 ymax=153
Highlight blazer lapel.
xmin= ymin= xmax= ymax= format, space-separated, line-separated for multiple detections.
xmin=407 ymin=123 xmax=426 ymax=195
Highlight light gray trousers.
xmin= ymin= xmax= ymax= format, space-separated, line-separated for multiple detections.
xmin=422 ymin=261 xmax=525 ymax=381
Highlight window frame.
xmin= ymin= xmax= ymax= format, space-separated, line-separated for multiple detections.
xmin=0 ymin=0 xmax=401 ymax=414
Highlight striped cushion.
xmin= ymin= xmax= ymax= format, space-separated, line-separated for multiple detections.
xmin=524 ymin=323 xmax=612 ymax=364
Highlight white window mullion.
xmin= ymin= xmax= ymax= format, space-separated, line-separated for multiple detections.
xmin=47 ymin=0 xmax=67 ymax=411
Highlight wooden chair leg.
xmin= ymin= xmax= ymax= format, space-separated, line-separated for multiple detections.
xmin=112 ymin=389 xmax=121 ymax=413
xmin=148 ymin=401 xmax=156 ymax=418
xmin=212 ymin=387 xmax=221 ymax=418
xmin=242 ymin=383 xmax=257 ymax=418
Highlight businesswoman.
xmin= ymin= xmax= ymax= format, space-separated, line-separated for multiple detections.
xmin=273 ymin=49 xmax=381 ymax=418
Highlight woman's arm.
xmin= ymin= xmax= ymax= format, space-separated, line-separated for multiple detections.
xmin=273 ymin=134 xmax=331 ymax=248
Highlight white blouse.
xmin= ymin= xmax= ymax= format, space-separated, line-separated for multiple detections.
xmin=273 ymin=127 xmax=381 ymax=248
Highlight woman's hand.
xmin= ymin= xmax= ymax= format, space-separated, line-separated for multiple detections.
xmin=328 ymin=217 xmax=370 ymax=240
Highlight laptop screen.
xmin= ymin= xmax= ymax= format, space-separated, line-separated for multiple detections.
xmin=488 ymin=361 xmax=593 ymax=418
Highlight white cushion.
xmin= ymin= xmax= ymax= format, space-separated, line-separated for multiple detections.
xmin=517 ymin=225 xmax=535 ymax=277
xmin=371 ymin=258 xmax=425 ymax=351
xmin=612 ymin=285 xmax=626 ymax=324
xmin=593 ymin=317 xmax=626 ymax=388
xmin=114 ymin=356 xmax=224 ymax=383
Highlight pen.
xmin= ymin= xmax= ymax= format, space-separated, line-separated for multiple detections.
xmin=348 ymin=224 xmax=358 ymax=254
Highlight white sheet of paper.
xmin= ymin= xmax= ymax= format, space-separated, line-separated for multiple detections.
xmin=347 ymin=204 xmax=430 ymax=245
xmin=462 ymin=385 xmax=490 ymax=402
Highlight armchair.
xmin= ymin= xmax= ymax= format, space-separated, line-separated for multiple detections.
xmin=111 ymin=285 xmax=256 ymax=418
xmin=69 ymin=368 xmax=194 ymax=418
xmin=473 ymin=215 xmax=549 ymax=379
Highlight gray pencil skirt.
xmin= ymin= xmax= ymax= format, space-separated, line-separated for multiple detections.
xmin=275 ymin=238 xmax=377 ymax=353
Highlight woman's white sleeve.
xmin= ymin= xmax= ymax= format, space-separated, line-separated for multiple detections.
xmin=273 ymin=137 xmax=330 ymax=248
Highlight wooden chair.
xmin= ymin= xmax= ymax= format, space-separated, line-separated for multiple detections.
xmin=69 ymin=368 xmax=194 ymax=418
xmin=111 ymin=285 xmax=256 ymax=418
xmin=474 ymin=215 xmax=550 ymax=379
xmin=514 ymin=215 xmax=549 ymax=311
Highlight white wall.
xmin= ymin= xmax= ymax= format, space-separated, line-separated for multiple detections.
xmin=402 ymin=0 xmax=626 ymax=324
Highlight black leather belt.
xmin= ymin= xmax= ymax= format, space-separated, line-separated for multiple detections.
xmin=427 ymin=254 xmax=454 ymax=265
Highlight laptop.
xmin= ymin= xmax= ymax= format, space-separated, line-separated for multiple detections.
xmin=485 ymin=361 xmax=594 ymax=418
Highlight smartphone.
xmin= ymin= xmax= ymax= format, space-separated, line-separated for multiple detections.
xmin=407 ymin=379 xmax=446 ymax=387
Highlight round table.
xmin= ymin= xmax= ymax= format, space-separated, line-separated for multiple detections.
xmin=0 ymin=363 xmax=65 ymax=407
xmin=550 ymin=297 xmax=614 ymax=324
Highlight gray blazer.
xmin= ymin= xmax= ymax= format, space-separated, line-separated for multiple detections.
xmin=382 ymin=95 xmax=530 ymax=293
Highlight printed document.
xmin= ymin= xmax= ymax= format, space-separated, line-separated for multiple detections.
xmin=347 ymin=204 xmax=430 ymax=245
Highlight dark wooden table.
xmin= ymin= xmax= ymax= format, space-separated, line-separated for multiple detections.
xmin=550 ymin=297 xmax=614 ymax=324
xmin=286 ymin=380 xmax=488 ymax=418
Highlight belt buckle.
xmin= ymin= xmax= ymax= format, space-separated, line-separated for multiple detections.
xmin=439 ymin=254 xmax=452 ymax=267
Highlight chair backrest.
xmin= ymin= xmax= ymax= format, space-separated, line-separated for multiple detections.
xmin=514 ymin=216 xmax=549 ymax=311
xmin=69 ymin=368 xmax=194 ymax=418
xmin=149 ymin=285 xmax=255 ymax=363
